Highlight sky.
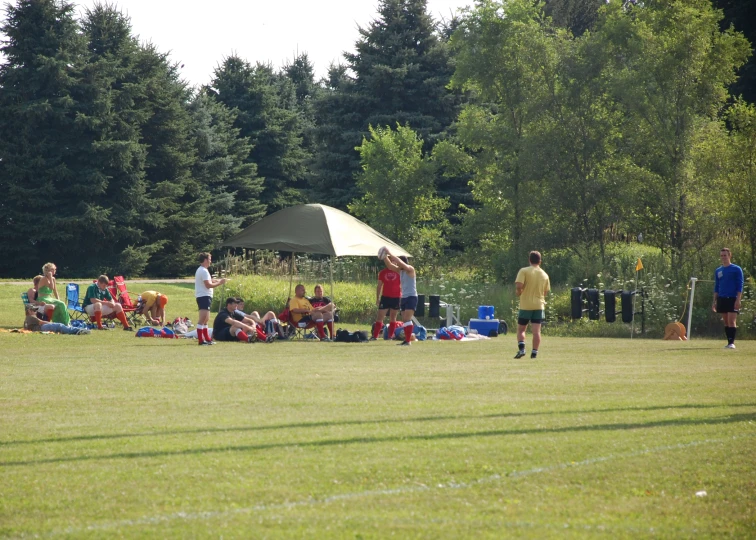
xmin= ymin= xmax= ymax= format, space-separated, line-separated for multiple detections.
xmin=70 ymin=0 xmax=473 ymax=88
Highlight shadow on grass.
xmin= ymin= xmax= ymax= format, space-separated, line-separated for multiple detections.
xmin=2 ymin=403 xmax=754 ymax=448
xmin=1 ymin=409 xmax=755 ymax=467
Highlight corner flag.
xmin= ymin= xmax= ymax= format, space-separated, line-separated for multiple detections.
xmin=635 ymin=258 xmax=643 ymax=272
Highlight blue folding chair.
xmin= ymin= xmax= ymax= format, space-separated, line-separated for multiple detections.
xmin=66 ymin=283 xmax=89 ymax=321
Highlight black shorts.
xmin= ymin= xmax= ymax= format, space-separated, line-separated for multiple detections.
xmin=214 ymin=327 xmax=235 ymax=341
xmin=196 ymin=296 xmax=212 ymax=311
xmin=400 ymin=296 xmax=418 ymax=312
xmin=716 ymin=297 xmax=737 ymax=313
xmin=297 ymin=315 xmax=313 ymax=326
xmin=379 ymin=296 xmax=401 ymax=311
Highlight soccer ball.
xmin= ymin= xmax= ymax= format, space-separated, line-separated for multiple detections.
xmin=377 ymin=246 xmax=388 ymax=260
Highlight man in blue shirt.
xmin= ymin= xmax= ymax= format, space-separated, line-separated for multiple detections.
xmin=712 ymin=247 xmax=744 ymax=349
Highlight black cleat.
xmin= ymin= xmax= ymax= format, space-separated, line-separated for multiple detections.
xmin=514 ymin=350 xmax=526 ymax=359
xmin=531 ymin=353 xmax=537 ymax=359
xmin=398 ymin=341 xmax=410 ymax=346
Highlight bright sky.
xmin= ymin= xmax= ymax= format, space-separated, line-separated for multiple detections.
xmin=72 ymin=0 xmax=473 ymax=87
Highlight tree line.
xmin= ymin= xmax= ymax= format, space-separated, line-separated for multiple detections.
xmin=0 ymin=0 xmax=753 ymax=282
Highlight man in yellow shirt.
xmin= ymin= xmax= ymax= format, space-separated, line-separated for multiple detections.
xmin=288 ymin=284 xmax=334 ymax=341
xmin=514 ymin=251 xmax=550 ymax=359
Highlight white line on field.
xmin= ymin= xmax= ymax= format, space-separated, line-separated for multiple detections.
xmin=30 ymin=433 xmax=752 ymax=538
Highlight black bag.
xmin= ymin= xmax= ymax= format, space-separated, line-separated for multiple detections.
xmin=334 ymin=329 xmax=351 ymax=342
xmin=351 ymin=330 xmax=369 ymax=343
xmin=334 ymin=329 xmax=369 ymax=343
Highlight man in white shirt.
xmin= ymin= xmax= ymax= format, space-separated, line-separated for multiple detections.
xmin=195 ymin=252 xmax=227 ymax=345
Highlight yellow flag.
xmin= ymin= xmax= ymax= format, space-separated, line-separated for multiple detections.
xmin=635 ymin=258 xmax=644 ymax=272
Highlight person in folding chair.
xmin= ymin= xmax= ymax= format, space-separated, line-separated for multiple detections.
xmin=27 ymin=275 xmax=55 ymax=322
xmin=36 ymin=262 xmax=70 ymax=325
xmin=289 ymin=284 xmax=331 ymax=341
xmin=83 ymin=275 xmax=134 ymax=331
xmin=308 ymin=284 xmax=337 ymax=340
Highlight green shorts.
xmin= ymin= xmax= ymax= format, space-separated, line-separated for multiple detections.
xmin=518 ymin=309 xmax=545 ymax=325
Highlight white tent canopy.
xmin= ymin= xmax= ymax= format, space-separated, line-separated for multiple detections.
xmin=222 ymin=204 xmax=411 ymax=257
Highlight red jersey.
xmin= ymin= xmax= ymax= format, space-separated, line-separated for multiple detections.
xmin=378 ymin=268 xmax=401 ymax=298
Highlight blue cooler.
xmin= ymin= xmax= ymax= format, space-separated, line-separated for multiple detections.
xmin=478 ymin=305 xmax=495 ymax=320
xmin=468 ymin=318 xmax=500 ymax=337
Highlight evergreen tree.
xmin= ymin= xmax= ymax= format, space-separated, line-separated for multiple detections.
xmin=75 ymin=3 xmax=151 ymax=275
xmin=311 ymin=0 xmax=461 ymax=208
xmin=0 ymin=0 xmax=85 ymax=276
xmin=188 ymin=90 xmax=264 ymax=228
xmin=209 ymin=56 xmax=309 ymax=214
xmin=132 ymin=43 xmax=213 ymax=276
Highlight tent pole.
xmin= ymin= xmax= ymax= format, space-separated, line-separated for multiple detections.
xmin=288 ymin=252 xmax=296 ymax=301
xmin=329 ymin=255 xmax=335 ymax=306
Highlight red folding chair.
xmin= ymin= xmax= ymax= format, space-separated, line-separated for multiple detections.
xmin=111 ymin=276 xmax=145 ymax=327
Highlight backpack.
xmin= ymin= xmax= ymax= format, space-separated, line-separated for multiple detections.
xmin=334 ymin=329 xmax=369 ymax=343
xmin=172 ymin=320 xmax=189 ymax=335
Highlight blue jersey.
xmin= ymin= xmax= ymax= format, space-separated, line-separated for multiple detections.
xmin=714 ymin=264 xmax=744 ymax=298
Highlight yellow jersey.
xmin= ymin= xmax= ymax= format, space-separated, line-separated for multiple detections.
xmin=515 ymin=265 xmax=551 ymax=310
xmin=141 ymin=291 xmax=159 ymax=310
xmin=289 ymin=296 xmax=313 ymax=323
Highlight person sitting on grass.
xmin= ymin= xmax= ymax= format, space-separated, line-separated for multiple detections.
xmin=212 ymin=297 xmax=275 ymax=343
xmin=27 ymin=275 xmax=55 ymax=322
xmin=24 ymin=305 xmax=90 ymax=335
xmin=137 ymin=291 xmax=168 ymax=326
xmin=83 ymin=275 xmax=133 ymax=331
xmin=235 ymin=299 xmax=282 ymax=340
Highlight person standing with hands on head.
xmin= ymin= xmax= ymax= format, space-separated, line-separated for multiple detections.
xmin=195 ymin=252 xmax=227 ymax=346
xmin=712 ymin=247 xmax=744 ymax=349
xmin=382 ymin=249 xmax=417 ymax=346
xmin=514 ymin=251 xmax=551 ymax=359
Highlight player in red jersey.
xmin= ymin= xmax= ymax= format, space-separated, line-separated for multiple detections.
xmin=371 ymin=265 xmax=402 ymax=340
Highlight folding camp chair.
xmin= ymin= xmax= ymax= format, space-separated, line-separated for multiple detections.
xmin=110 ymin=276 xmax=145 ymax=327
xmin=66 ymin=283 xmax=90 ymax=322
xmin=278 ymin=305 xmax=317 ymax=340
xmin=21 ymin=292 xmax=34 ymax=313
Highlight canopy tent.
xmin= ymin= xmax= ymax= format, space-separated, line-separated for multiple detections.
xmin=222 ymin=204 xmax=411 ymax=306
xmin=223 ymin=204 xmax=410 ymax=257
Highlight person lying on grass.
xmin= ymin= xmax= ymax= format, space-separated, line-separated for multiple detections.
xmin=23 ymin=305 xmax=90 ymax=335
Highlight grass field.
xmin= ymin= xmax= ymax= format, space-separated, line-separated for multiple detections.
xmin=1 ymin=282 xmax=754 ymax=538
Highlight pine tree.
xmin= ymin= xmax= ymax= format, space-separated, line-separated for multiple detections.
xmin=75 ymin=4 xmax=151 ymax=275
xmin=188 ymin=90 xmax=265 ymax=229
xmin=0 ymin=0 xmax=85 ymax=276
xmin=209 ymin=56 xmax=310 ymax=214
xmin=311 ymin=0 xmax=460 ymax=208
